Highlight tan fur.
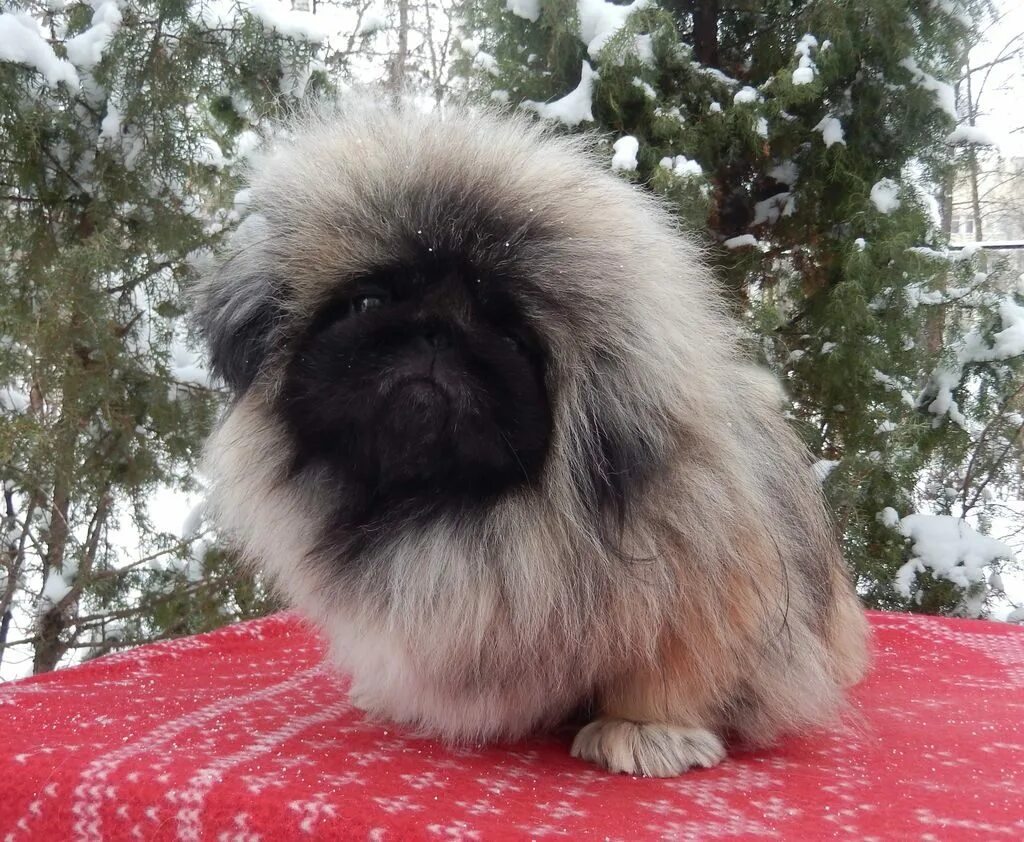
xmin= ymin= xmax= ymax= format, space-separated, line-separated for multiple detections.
xmin=197 ymin=100 xmax=870 ymax=777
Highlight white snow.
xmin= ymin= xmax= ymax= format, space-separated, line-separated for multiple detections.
xmin=169 ymin=328 xmax=212 ymax=390
xmin=792 ymin=66 xmax=815 ymax=85
xmin=928 ymin=298 xmax=1024 ymax=428
xmin=768 ymin=161 xmax=799 ymax=185
xmin=356 ymin=8 xmax=388 ymax=35
xmin=0 ymin=384 xmax=30 ymax=413
xmin=41 ymin=573 xmax=72 ymax=607
xmin=632 ymin=77 xmax=656 ymax=99
xmin=733 ymin=85 xmax=760 ymax=104
xmin=506 ymin=0 xmax=541 ymax=22
xmin=870 ymin=178 xmax=901 ymax=214
xmin=633 ymin=33 xmax=655 ymax=67
xmin=967 ymin=299 xmax=1024 ymax=362
xmin=659 ymin=154 xmax=702 ymax=178
xmin=246 ymin=0 xmax=328 ymax=44
xmin=611 ymin=135 xmax=639 ymax=171
xmin=577 ymin=0 xmax=650 ymax=57
xmin=946 ymin=125 xmax=999 ymax=146
xmin=522 ymin=61 xmax=597 ymax=127
xmin=234 ymin=129 xmax=261 ymax=160
xmin=854 ymin=237 xmax=867 ymax=251
xmin=723 ymin=234 xmax=759 ymax=249
xmin=899 ymin=57 xmax=957 ymax=120
xmin=709 ymin=101 xmax=722 ymax=113
xmin=928 ymin=0 xmax=973 ymax=29
xmin=194 ymin=137 xmax=227 ymax=169
xmin=472 ymin=50 xmax=500 ymax=76
xmin=0 ymin=12 xmax=80 ymax=89
xmin=99 ymin=102 xmax=122 ymax=143
xmin=878 ymin=507 xmax=901 ymax=528
xmin=813 ymin=115 xmax=846 ymax=147
xmin=792 ymin=33 xmax=818 ymax=86
xmin=751 ymin=192 xmax=794 ymax=225
xmin=894 ymin=514 xmax=1015 ymax=597
xmin=65 ymin=0 xmax=123 ymax=69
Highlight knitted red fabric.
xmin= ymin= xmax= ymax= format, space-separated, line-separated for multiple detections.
xmin=1 ymin=611 xmax=1022 ymax=840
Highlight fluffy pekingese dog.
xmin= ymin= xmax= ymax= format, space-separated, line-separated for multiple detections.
xmin=195 ymin=102 xmax=869 ymax=777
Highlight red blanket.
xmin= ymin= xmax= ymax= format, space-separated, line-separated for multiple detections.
xmin=1 ymin=611 xmax=1022 ymax=840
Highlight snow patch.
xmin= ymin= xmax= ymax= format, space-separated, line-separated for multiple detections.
xmin=751 ymin=192 xmax=794 ymax=226
xmin=870 ymin=178 xmax=901 ymax=214
xmin=659 ymin=155 xmax=702 ymax=178
xmin=0 ymin=12 xmax=80 ymax=89
xmin=632 ymin=77 xmax=656 ymax=99
xmin=506 ymin=0 xmax=541 ymax=22
xmin=723 ymin=234 xmax=759 ymax=249
xmin=927 ymin=299 xmax=1024 ymax=427
xmin=899 ymin=57 xmax=957 ymax=120
xmin=733 ymin=86 xmax=761 ymax=104
xmin=792 ymin=33 xmax=818 ymax=86
xmin=768 ymin=161 xmax=799 ymax=185
xmin=611 ymin=136 xmax=639 ymax=171
xmin=894 ymin=514 xmax=1014 ymax=598
xmin=878 ymin=507 xmax=900 ymax=528
xmin=577 ymin=0 xmax=650 ymax=58
xmin=633 ymin=33 xmax=655 ymax=67
xmin=65 ymin=0 xmax=123 ymax=69
xmin=41 ymin=574 xmax=72 ymax=607
xmin=357 ymin=8 xmax=388 ymax=35
xmin=813 ymin=115 xmax=845 ymax=147
xmin=522 ymin=61 xmax=597 ymax=127
xmin=246 ymin=0 xmax=328 ymax=44
xmin=0 ymin=385 xmax=30 ymax=413
xmin=946 ymin=125 xmax=999 ymax=147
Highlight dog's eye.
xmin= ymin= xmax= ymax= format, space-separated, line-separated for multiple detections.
xmin=352 ymin=294 xmax=386 ymax=314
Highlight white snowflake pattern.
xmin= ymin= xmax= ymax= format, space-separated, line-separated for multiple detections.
xmin=288 ymin=794 xmax=338 ymax=833
xmin=399 ymin=771 xmax=448 ymax=791
xmin=533 ymin=800 xmax=586 ymax=820
xmin=453 ymin=799 xmax=503 ymax=817
xmin=426 ymin=821 xmax=482 ymax=840
xmin=371 ymin=795 xmax=425 ymax=815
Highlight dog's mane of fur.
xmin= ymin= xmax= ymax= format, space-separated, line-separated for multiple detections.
xmin=197 ymin=101 xmax=868 ymax=744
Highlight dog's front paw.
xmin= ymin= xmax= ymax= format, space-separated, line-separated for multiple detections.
xmin=571 ymin=717 xmax=726 ymax=777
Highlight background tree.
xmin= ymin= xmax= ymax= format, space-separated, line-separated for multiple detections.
xmin=0 ymin=0 xmax=377 ymax=676
xmin=457 ymin=0 xmax=1024 ymax=617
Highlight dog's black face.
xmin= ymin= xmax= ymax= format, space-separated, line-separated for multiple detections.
xmin=281 ymin=254 xmax=552 ymax=516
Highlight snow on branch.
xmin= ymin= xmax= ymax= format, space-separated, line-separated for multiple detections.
xmin=886 ymin=511 xmax=1015 ymax=599
xmin=522 ymin=61 xmax=597 ymax=127
xmin=577 ymin=0 xmax=650 ymax=58
xmin=0 ymin=13 xmax=79 ymax=89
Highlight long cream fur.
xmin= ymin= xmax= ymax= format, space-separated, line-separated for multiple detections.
xmin=198 ymin=101 xmax=870 ymax=776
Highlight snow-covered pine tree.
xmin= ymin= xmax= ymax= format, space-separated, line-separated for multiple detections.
xmin=0 ymin=0 xmax=367 ymax=674
xmin=457 ymin=0 xmax=1024 ymax=617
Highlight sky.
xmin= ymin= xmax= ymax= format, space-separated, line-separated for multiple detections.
xmin=969 ymin=0 xmax=1024 ymax=157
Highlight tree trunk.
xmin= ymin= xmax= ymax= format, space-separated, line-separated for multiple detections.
xmin=964 ymin=63 xmax=983 ymax=241
xmin=388 ymin=0 xmax=410 ymax=99
xmin=685 ymin=0 xmax=720 ymax=66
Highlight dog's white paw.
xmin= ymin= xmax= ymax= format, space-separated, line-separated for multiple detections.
xmin=571 ymin=717 xmax=726 ymax=777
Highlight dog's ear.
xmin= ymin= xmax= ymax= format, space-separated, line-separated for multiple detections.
xmin=192 ymin=215 xmax=284 ymax=392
